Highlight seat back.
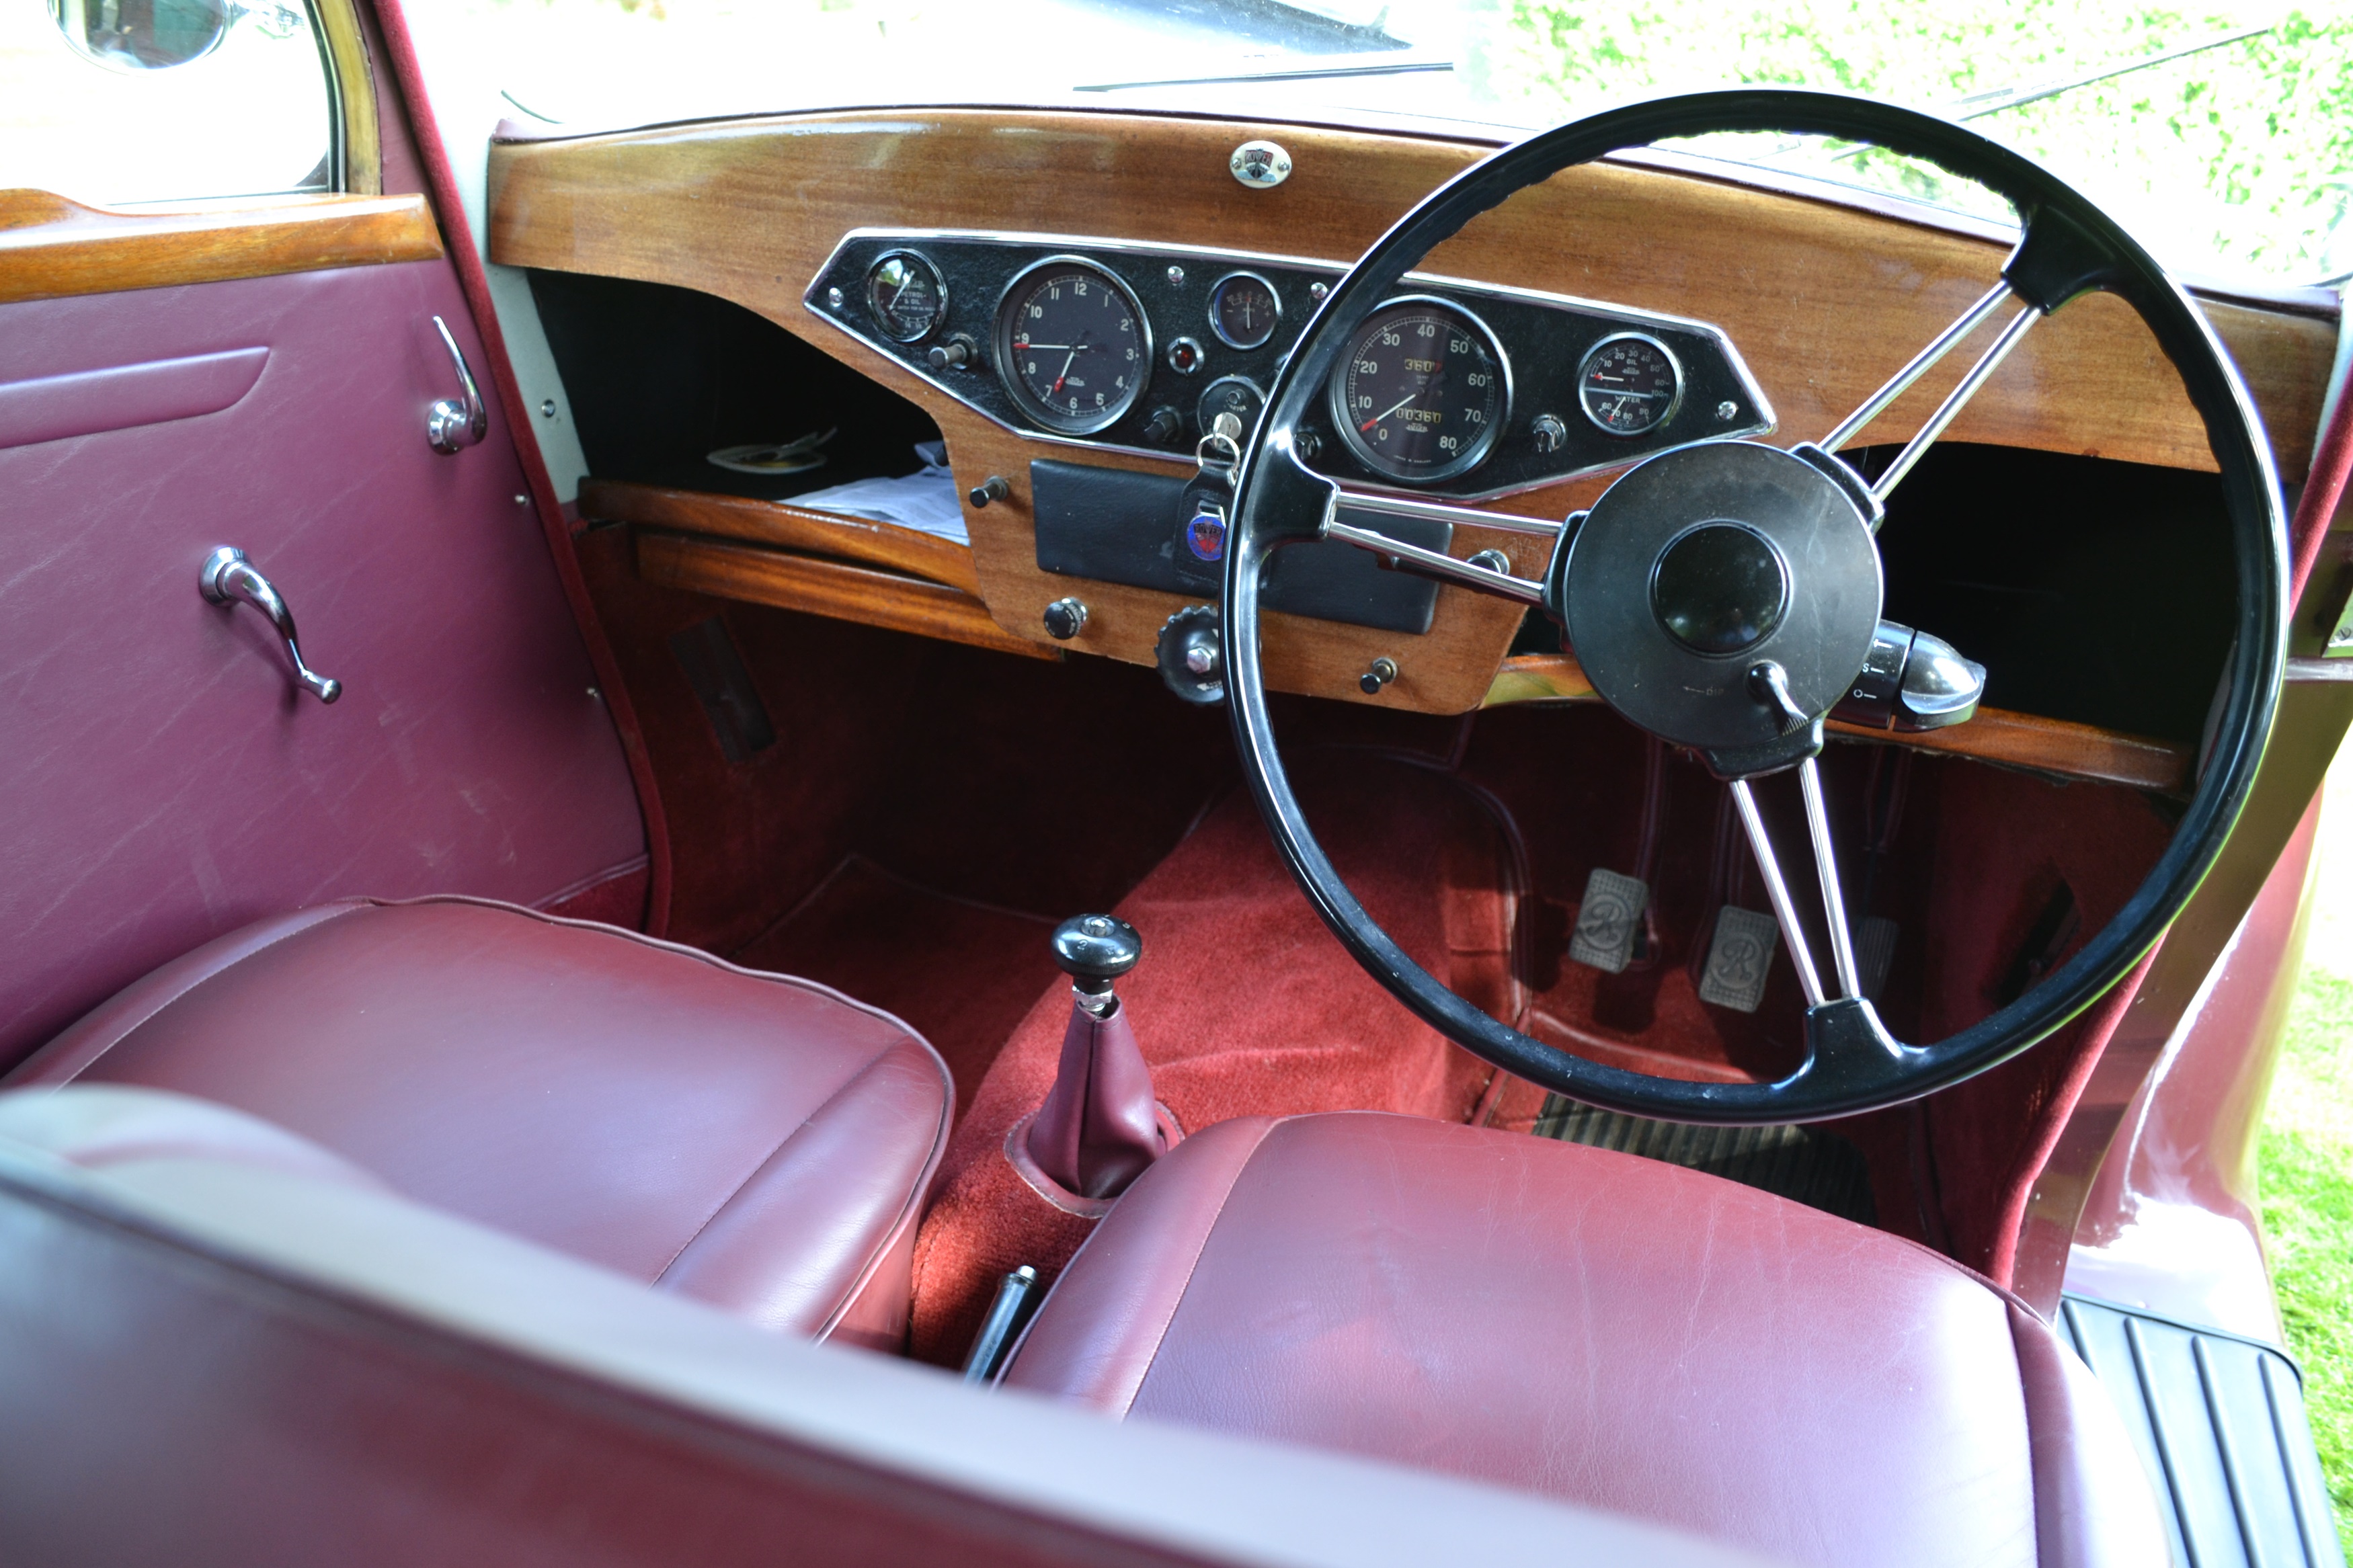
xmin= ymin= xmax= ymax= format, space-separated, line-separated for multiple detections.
xmin=0 ymin=1085 xmax=1763 ymax=1568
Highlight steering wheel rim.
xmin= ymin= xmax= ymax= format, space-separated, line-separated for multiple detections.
xmin=1221 ymin=88 xmax=2286 ymax=1126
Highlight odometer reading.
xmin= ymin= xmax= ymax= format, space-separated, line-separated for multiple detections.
xmin=1578 ymin=333 xmax=1683 ymax=436
xmin=1328 ymin=298 xmax=1507 ymax=484
xmin=995 ymin=259 xmax=1149 ymax=435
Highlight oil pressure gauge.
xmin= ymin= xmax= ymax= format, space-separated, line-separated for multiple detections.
xmin=1578 ymin=333 xmax=1683 ymax=437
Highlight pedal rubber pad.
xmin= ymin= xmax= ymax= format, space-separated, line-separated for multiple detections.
xmin=1698 ymin=905 xmax=1780 ymax=1013
xmin=1855 ymin=916 xmax=1899 ymax=1000
xmin=1568 ymin=868 xmax=1651 ymax=975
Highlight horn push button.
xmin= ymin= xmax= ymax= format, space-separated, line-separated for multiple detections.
xmin=1650 ymin=522 xmax=1788 ymax=656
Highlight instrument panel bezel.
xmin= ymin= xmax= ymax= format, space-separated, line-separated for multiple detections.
xmin=803 ymin=227 xmax=1776 ymax=503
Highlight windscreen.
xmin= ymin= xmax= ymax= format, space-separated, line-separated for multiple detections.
xmin=450 ymin=0 xmax=2352 ymax=287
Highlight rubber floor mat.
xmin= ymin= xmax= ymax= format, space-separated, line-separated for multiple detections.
xmin=2060 ymin=1295 xmax=2345 ymax=1567
xmin=1531 ymin=1096 xmax=1878 ymax=1225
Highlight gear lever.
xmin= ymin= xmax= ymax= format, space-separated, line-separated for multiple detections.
xmin=1024 ymin=915 xmax=1166 ymax=1200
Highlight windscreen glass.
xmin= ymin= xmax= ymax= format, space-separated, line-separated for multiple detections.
xmin=446 ymin=0 xmax=2352 ymax=286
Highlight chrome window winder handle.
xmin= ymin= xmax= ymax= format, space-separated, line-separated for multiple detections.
xmin=426 ymin=314 xmax=487 ymax=454
xmin=200 ymin=547 xmax=341 ymax=703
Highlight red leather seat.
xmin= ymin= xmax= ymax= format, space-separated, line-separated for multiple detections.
xmin=1002 ymin=1111 xmax=2169 ymax=1568
xmin=3 ymin=896 xmax=951 ymax=1348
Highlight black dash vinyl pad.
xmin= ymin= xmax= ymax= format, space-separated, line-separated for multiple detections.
xmin=1029 ymin=458 xmax=1449 ymax=636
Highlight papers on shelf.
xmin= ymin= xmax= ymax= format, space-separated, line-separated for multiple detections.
xmin=788 ymin=440 xmax=967 ymax=544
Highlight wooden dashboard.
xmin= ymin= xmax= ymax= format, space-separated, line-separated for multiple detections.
xmin=487 ymin=106 xmax=2340 ymax=792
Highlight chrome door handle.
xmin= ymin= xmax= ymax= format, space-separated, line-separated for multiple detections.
xmin=200 ymin=546 xmax=342 ymax=703
xmin=426 ymin=314 xmax=487 ymax=454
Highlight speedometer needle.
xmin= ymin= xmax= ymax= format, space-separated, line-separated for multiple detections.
xmin=1360 ymin=392 xmax=1420 ymax=432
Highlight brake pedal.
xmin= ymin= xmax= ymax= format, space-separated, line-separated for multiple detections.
xmin=1568 ymin=868 xmax=1650 ymax=975
xmin=1698 ymin=905 xmax=1780 ymax=1013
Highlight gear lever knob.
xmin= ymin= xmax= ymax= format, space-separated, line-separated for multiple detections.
xmin=1051 ymin=914 xmax=1142 ymax=1011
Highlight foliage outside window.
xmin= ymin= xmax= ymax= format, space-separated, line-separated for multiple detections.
xmin=0 ymin=0 xmax=335 ymax=206
xmin=442 ymin=0 xmax=2352 ymax=286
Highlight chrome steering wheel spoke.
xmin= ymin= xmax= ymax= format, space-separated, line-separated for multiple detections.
xmin=1726 ymin=757 xmax=1862 ymax=1009
xmin=1277 ymin=471 xmax=1559 ymax=607
xmin=1814 ymin=276 xmax=2046 ymax=516
xmin=1322 ymin=513 xmax=1548 ymax=606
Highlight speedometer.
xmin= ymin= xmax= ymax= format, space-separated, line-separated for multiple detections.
xmin=1328 ymin=297 xmax=1507 ymax=484
xmin=994 ymin=257 xmax=1150 ymax=435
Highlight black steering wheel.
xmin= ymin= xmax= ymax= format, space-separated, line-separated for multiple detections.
xmin=1221 ymin=89 xmax=2285 ymax=1124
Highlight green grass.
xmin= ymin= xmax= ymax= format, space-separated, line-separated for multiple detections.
xmin=1479 ymin=3 xmax=2353 ymax=286
xmin=2263 ymin=966 xmax=2353 ymax=1557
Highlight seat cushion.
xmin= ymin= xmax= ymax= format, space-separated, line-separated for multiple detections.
xmin=5 ymin=897 xmax=952 ymax=1347
xmin=1002 ymin=1112 xmax=2168 ymax=1568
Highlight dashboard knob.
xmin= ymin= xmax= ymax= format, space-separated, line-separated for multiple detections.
xmin=1154 ymin=604 xmax=1224 ymax=705
xmin=969 ymin=474 xmax=1010 ymax=508
xmin=1043 ymin=597 xmax=1088 ymax=641
xmin=1531 ymin=413 xmax=1568 ymax=454
xmin=927 ymin=334 xmax=978 ymax=371
xmin=1359 ymin=657 xmax=1398 ymax=696
xmin=1144 ymin=405 xmax=1183 ymax=444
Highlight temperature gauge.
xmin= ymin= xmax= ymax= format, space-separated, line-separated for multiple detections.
xmin=1578 ymin=333 xmax=1683 ymax=437
xmin=866 ymin=251 xmax=946 ymax=343
xmin=1209 ymin=272 xmax=1281 ymax=350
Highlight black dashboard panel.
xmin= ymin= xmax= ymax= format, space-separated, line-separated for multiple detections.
xmin=803 ymin=229 xmax=1776 ymax=502
xmin=1030 ymin=460 xmax=1449 ymax=635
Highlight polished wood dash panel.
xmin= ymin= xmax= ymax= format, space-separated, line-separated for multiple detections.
xmin=1483 ymin=653 xmax=2191 ymax=791
xmin=490 ymin=108 xmax=2333 ymax=716
xmin=487 ymin=109 xmax=2335 ymax=479
xmin=583 ymin=479 xmax=980 ymax=595
xmin=635 ymin=530 xmax=1055 ymax=662
xmin=0 ymin=190 xmax=444 ymax=304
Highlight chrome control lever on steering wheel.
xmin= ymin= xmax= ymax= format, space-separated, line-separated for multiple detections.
xmin=199 ymin=547 xmax=342 ymax=704
xmin=426 ymin=315 xmax=487 ymax=455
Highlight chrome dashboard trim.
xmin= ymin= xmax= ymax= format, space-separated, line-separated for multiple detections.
xmin=802 ymin=226 xmax=1777 ymax=505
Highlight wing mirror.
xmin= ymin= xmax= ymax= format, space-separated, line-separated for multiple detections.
xmin=47 ymin=0 xmax=302 ymax=73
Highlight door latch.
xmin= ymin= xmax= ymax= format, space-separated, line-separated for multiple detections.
xmin=426 ymin=315 xmax=487 ymax=454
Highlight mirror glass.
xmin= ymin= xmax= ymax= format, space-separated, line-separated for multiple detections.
xmin=44 ymin=0 xmax=254 ymax=72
